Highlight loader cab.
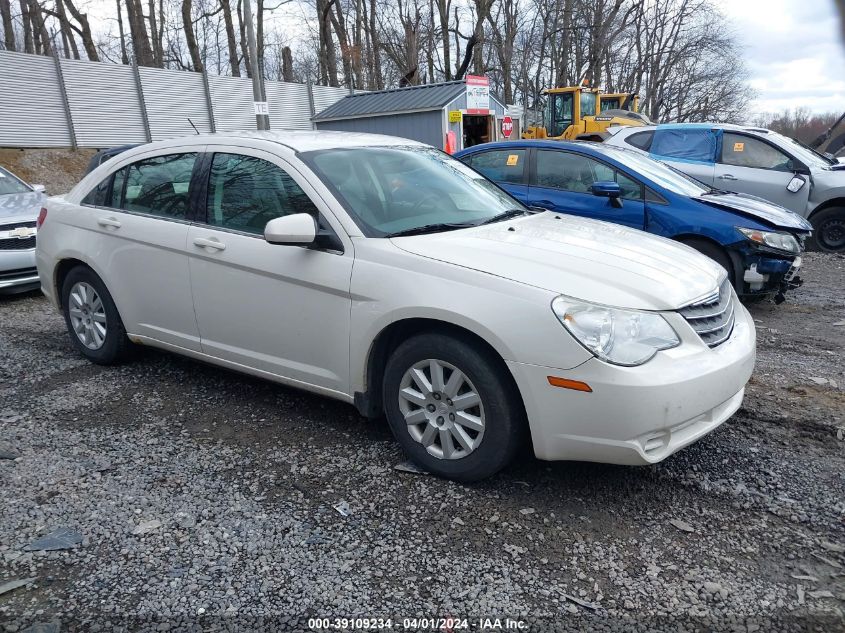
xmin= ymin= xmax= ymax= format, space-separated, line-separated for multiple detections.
xmin=542 ymin=87 xmax=599 ymax=138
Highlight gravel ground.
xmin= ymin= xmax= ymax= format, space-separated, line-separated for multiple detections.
xmin=1 ymin=253 xmax=843 ymax=633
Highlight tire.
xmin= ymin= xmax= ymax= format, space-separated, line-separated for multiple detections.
xmin=61 ymin=266 xmax=132 ymax=365
xmin=680 ymin=238 xmax=736 ymax=289
xmin=807 ymin=207 xmax=845 ymax=252
xmin=382 ymin=333 xmax=525 ymax=482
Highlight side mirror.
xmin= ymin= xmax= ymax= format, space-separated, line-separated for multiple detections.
xmin=786 ymin=175 xmax=806 ymax=193
xmin=264 ymin=213 xmax=317 ymax=245
xmin=591 ymin=181 xmax=622 ymax=199
xmin=32 ymin=184 xmax=46 ymax=193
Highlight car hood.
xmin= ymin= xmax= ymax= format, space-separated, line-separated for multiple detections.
xmin=391 ymin=213 xmax=724 ymax=311
xmin=695 ymin=191 xmax=811 ymax=231
xmin=0 ymin=191 xmax=43 ymax=223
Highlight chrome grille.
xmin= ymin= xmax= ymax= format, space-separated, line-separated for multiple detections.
xmin=679 ymin=279 xmax=735 ymax=348
xmin=0 ymin=221 xmax=37 ymax=251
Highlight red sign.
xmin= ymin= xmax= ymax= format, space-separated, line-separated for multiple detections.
xmin=465 ymin=75 xmax=490 ymax=114
xmin=501 ymin=115 xmax=514 ymax=138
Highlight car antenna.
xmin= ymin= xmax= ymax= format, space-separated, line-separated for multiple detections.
xmin=187 ymin=117 xmax=200 ymax=135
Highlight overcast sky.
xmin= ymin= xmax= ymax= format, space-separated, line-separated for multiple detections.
xmin=716 ymin=0 xmax=845 ymax=115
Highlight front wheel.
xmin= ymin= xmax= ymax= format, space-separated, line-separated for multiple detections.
xmin=808 ymin=207 xmax=845 ymax=252
xmin=383 ymin=333 xmax=525 ymax=482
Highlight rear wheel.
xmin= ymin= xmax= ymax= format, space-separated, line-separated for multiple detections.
xmin=807 ymin=207 xmax=845 ymax=252
xmin=382 ymin=333 xmax=524 ymax=482
xmin=61 ymin=266 xmax=132 ymax=364
xmin=680 ymin=238 xmax=736 ymax=289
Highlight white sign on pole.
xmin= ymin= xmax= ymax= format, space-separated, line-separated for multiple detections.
xmin=254 ymin=101 xmax=270 ymax=116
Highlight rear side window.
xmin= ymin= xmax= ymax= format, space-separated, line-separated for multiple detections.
xmin=118 ymin=153 xmax=197 ymax=219
xmin=624 ymin=131 xmax=654 ymax=151
xmin=205 ymin=153 xmax=319 ymax=234
xmin=720 ymin=133 xmax=793 ymax=171
xmin=81 ymin=176 xmax=111 ymax=207
xmin=465 ymin=149 xmax=526 ymax=184
xmin=650 ymin=129 xmax=717 ymax=163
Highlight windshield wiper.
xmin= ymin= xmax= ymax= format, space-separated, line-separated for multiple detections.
xmin=387 ymin=222 xmax=476 ymax=237
xmin=478 ymin=208 xmax=534 ymax=225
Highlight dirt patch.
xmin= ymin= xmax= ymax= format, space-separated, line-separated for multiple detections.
xmin=0 ymin=148 xmax=96 ymax=195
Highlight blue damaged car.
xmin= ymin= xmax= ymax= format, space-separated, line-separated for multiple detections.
xmin=456 ymin=140 xmax=812 ymax=302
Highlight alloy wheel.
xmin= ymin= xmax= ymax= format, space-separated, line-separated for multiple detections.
xmin=68 ymin=281 xmax=107 ymax=350
xmin=397 ymin=358 xmax=486 ymax=460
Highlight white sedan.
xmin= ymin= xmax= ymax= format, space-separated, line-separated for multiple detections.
xmin=36 ymin=131 xmax=755 ymax=481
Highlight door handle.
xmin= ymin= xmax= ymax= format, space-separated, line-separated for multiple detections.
xmin=97 ymin=216 xmax=121 ymax=228
xmin=717 ymin=174 xmax=738 ymax=181
xmin=193 ymin=237 xmax=226 ymax=251
xmin=533 ymin=200 xmax=555 ymax=209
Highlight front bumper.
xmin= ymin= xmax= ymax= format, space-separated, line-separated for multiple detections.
xmin=0 ymin=248 xmax=39 ymax=292
xmin=735 ymin=242 xmax=804 ymax=298
xmin=508 ymin=300 xmax=756 ymax=465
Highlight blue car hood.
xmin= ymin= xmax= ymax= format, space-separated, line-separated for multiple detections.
xmin=695 ymin=192 xmax=811 ymax=232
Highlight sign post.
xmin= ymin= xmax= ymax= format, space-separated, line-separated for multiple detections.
xmin=501 ymin=115 xmax=514 ymax=139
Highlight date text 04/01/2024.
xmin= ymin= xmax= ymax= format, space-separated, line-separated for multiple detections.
xmin=307 ymin=617 xmax=529 ymax=630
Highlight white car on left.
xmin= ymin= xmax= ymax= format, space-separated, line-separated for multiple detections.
xmin=0 ymin=166 xmax=46 ymax=293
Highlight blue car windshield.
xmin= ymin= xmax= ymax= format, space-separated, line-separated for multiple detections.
xmin=0 ymin=168 xmax=31 ymax=195
xmin=599 ymin=147 xmax=710 ymax=197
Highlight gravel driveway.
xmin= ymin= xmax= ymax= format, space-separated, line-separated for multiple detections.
xmin=1 ymin=254 xmax=843 ymax=632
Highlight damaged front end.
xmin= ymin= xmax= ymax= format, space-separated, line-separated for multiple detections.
xmin=735 ymin=233 xmax=807 ymax=303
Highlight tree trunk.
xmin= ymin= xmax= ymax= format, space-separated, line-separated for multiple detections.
xmin=237 ymin=0 xmax=251 ymax=77
xmin=182 ymin=0 xmax=204 ymax=71
xmin=28 ymin=0 xmax=52 ymax=56
xmin=435 ymin=0 xmax=450 ymax=80
xmin=125 ymin=0 xmax=155 ymax=66
xmin=316 ymin=0 xmax=339 ymax=86
xmin=368 ymin=0 xmax=382 ymax=88
xmin=19 ymin=0 xmax=34 ymax=54
xmin=220 ymin=0 xmax=240 ymax=76
xmin=115 ymin=0 xmax=128 ymax=63
xmin=0 ymin=0 xmax=16 ymax=51
xmin=55 ymin=0 xmax=80 ymax=59
xmin=281 ymin=45 xmax=293 ymax=81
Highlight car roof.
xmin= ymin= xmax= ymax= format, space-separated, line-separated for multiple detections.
xmin=632 ymin=122 xmax=772 ymax=135
xmin=456 ymin=139 xmax=638 ymax=161
xmin=122 ymin=130 xmax=427 ymax=155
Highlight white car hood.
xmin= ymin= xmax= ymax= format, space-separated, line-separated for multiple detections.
xmin=391 ymin=213 xmax=725 ymax=311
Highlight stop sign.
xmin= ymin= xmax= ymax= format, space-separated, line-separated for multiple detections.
xmin=501 ymin=116 xmax=514 ymax=138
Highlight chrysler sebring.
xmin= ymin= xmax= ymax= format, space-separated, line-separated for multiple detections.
xmin=36 ymin=132 xmax=755 ymax=481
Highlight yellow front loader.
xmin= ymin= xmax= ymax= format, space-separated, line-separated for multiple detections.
xmin=522 ymin=85 xmax=650 ymax=141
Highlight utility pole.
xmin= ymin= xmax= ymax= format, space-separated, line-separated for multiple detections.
xmin=243 ymin=0 xmax=269 ymax=130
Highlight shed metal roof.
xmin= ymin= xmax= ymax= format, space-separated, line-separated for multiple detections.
xmin=313 ymin=81 xmax=469 ymax=121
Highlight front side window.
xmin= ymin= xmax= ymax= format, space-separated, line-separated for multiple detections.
xmin=721 ymin=133 xmax=792 ymax=171
xmin=534 ymin=150 xmax=643 ymax=200
xmin=304 ymin=146 xmax=526 ymax=236
xmin=650 ymin=128 xmax=717 ymax=163
xmin=465 ymin=149 xmax=526 ymax=185
xmin=119 ymin=153 xmax=197 ymax=219
xmin=580 ymin=91 xmax=597 ymax=117
xmin=0 ymin=168 xmax=32 ymax=195
xmin=206 ymin=153 xmax=319 ymax=234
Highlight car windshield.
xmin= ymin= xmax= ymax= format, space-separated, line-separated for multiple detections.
xmin=769 ymin=132 xmax=836 ymax=168
xmin=597 ymin=146 xmax=711 ymax=197
xmin=0 ymin=168 xmax=32 ymax=195
xmin=304 ymin=146 xmax=527 ymax=236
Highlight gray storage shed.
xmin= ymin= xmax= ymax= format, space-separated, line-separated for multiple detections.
xmin=313 ymin=79 xmax=511 ymax=153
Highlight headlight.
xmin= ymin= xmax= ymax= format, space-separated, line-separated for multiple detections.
xmin=551 ymin=297 xmax=680 ymax=366
xmin=736 ymin=227 xmax=800 ymax=254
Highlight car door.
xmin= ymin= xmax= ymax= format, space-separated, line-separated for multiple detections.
xmin=715 ymin=132 xmax=810 ymax=213
xmin=78 ymin=150 xmax=203 ymax=350
xmin=648 ymin=127 xmax=717 ymax=186
xmin=463 ymin=148 xmax=529 ymax=201
xmin=526 ymin=149 xmax=646 ymax=229
xmin=186 ymin=148 xmax=353 ymax=395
